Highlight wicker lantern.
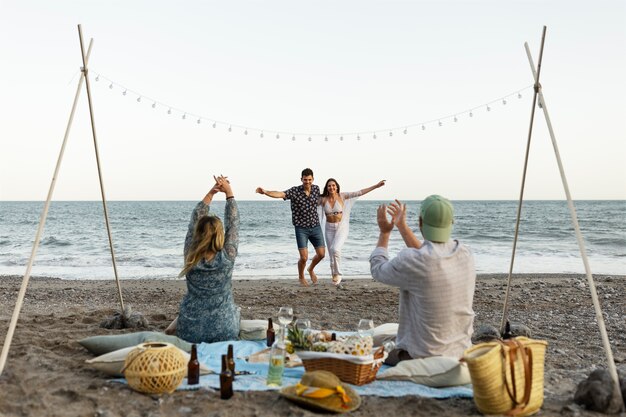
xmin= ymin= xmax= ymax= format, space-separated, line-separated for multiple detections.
xmin=123 ymin=342 xmax=187 ymax=394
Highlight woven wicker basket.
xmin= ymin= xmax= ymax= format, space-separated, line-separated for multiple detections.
xmin=298 ymin=347 xmax=385 ymax=386
xmin=123 ymin=342 xmax=187 ymax=394
xmin=463 ymin=337 xmax=548 ymax=417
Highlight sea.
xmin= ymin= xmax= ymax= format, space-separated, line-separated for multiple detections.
xmin=0 ymin=200 xmax=624 ymax=280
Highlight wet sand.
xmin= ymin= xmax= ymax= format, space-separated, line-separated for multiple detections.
xmin=0 ymin=274 xmax=624 ymax=417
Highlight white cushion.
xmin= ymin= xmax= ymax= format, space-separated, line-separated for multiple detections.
xmin=376 ymin=356 xmax=470 ymax=387
xmin=239 ymin=319 xmax=278 ymax=341
xmin=85 ymin=345 xmax=212 ymax=377
xmin=372 ymin=322 xmax=398 ymax=346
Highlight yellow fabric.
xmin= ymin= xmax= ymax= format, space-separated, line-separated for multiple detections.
xmin=295 ymin=383 xmax=351 ymax=405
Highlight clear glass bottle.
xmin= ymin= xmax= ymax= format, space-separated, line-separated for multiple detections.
xmin=266 ymin=340 xmax=286 ymax=387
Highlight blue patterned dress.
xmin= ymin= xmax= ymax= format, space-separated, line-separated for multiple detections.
xmin=176 ymin=199 xmax=240 ymax=343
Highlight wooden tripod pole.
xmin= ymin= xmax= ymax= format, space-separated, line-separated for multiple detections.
xmin=0 ymin=40 xmax=94 ymax=377
xmin=524 ymin=34 xmax=624 ymax=413
xmin=500 ymin=26 xmax=547 ymax=334
xmin=77 ymin=24 xmax=126 ymax=315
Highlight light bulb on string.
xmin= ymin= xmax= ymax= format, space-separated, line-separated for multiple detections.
xmin=502 ymin=99 xmax=507 ymax=105
xmin=260 ymin=132 xmax=264 ymax=138
xmin=486 ymin=105 xmax=491 ymax=112
xmin=373 ymin=133 xmax=377 ymax=139
xmin=212 ymin=122 xmax=216 ymax=128
xmin=357 ymin=135 xmax=361 ymax=140
xmin=340 ymin=136 xmax=344 ymax=141
xmin=389 ymin=131 xmax=393 ymax=137
xmin=244 ymin=130 xmax=248 ymax=135
xmin=95 ymin=75 xmax=99 ymax=82
xmin=421 ymin=125 xmax=425 ymax=130
xmin=182 ymin=113 xmax=186 ymax=120
xmin=228 ymin=126 xmax=232 ymax=132
xmin=197 ymin=119 xmax=201 ymax=124
xmin=152 ymin=102 xmax=156 ymax=108
xmin=276 ymin=133 xmax=280 ymax=139
xmin=292 ymin=135 xmax=296 ymax=141
xmin=109 ymin=83 xmax=113 ymax=89
xmin=308 ymin=137 xmax=312 ymax=142
xmin=469 ymin=111 xmax=473 ymax=117
xmin=123 ymin=90 xmax=127 ymax=96
xmin=403 ymin=128 xmax=407 ymax=134
xmin=167 ymin=108 xmax=172 ymax=115
xmin=137 ymin=97 xmax=141 ymax=102
xmin=518 ymin=93 xmax=522 ymax=99
xmin=438 ymin=121 xmax=442 ymax=127
xmin=325 ymin=136 xmax=328 ymax=142
xmin=454 ymin=116 xmax=458 ymax=122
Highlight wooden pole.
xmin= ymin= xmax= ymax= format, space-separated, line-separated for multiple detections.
xmin=524 ymin=35 xmax=624 ymax=413
xmin=0 ymin=40 xmax=94 ymax=377
xmin=77 ymin=24 xmax=126 ymax=315
xmin=500 ymin=26 xmax=547 ymax=334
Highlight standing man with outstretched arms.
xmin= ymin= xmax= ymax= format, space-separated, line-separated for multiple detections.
xmin=256 ymin=168 xmax=325 ymax=287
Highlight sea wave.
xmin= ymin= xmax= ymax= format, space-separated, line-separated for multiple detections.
xmin=40 ymin=236 xmax=72 ymax=247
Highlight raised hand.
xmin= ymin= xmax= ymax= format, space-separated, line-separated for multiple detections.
xmin=387 ymin=199 xmax=407 ymax=227
xmin=214 ymin=175 xmax=233 ymax=197
xmin=255 ymin=187 xmax=265 ymax=195
xmin=376 ymin=180 xmax=386 ymax=188
xmin=377 ymin=204 xmax=394 ymax=233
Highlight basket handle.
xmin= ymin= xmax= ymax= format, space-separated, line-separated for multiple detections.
xmin=501 ymin=339 xmax=533 ymax=416
xmin=373 ymin=346 xmax=385 ymax=360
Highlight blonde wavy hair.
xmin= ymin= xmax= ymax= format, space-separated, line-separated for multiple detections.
xmin=179 ymin=215 xmax=225 ymax=277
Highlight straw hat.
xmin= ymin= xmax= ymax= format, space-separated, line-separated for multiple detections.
xmin=280 ymin=371 xmax=361 ymax=413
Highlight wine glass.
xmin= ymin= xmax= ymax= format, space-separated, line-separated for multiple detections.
xmin=357 ymin=319 xmax=374 ymax=338
xmin=294 ymin=318 xmax=311 ymax=331
xmin=277 ymin=307 xmax=293 ymax=342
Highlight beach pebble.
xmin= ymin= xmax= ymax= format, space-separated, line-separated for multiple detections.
xmin=471 ymin=324 xmax=500 ymax=344
xmin=510 ymin=323 xmax=532 ymax=338
xmin=560 ymin=403 xmax=583 ymax=416
xmin=100 ymin=305 xmax=149 ymax=329
xmin=573 ymin=369 xmax=625 ymax=413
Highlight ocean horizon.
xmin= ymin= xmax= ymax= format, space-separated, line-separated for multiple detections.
xmin=1 ymin=200 xmax=624 ymax=280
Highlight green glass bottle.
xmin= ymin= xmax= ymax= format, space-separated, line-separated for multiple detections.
xmin=266 ymin=340 xmax=286 ymax=387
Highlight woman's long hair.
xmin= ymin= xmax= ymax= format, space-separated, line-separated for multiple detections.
xmin=179 ymin=215 xmax=225 ymax=277
xmin=321 ymin=178 xmax=341 ymax=198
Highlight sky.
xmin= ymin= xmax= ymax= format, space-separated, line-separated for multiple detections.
xmin=1 ymin=0 xmax=624 ymax=201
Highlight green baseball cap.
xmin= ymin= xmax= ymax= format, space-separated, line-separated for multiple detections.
xmin=420 ymin=195 xmax=454 ymax=242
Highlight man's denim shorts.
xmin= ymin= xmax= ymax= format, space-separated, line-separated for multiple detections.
xmin=294 ymin=225 xmax=325 ymax=249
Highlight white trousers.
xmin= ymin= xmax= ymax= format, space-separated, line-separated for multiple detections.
xmin=325 ymin=221 xmax=348 ymax=276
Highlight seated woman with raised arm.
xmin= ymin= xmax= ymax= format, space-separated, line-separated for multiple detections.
xmin=175 ymin=175 xmax=240 ymax=343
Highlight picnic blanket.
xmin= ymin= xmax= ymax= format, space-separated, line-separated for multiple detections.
xmin=168 ymin=340 xmax=473 ymax=398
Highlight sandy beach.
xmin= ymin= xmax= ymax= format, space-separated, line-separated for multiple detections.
xmin=0 ymin=273 xmax=624 ymax=417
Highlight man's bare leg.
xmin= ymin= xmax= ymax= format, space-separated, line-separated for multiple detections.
xmin=307 ymin=246 xmax=325 ymax=285
xmin=298 ymin=248 xmax=309 ymax=286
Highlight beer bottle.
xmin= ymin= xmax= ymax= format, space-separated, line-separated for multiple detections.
xmin=187 ymin=343 xmax=200 ymax=385
xmin=266 ymin=318 xmax=276 ymax=347
xmin=331 ymin=332 xmax=337 ymax=341
xmin=266 ymin=340 xmax=285 ymax=387
xmin=220 ymin=354 xmax=233 ymax=399
xmin=227 ymin=344 xmax=236 ymax=380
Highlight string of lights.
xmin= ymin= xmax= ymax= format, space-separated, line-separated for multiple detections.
xmin=92 ymin=71 xmax=532 ymax=142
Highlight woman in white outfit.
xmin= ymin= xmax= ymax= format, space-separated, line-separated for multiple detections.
xmin=320 ymin=178 xmax=386 ymax=286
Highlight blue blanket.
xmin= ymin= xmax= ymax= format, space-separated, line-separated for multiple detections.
xmin=172 ymin=340 xmax=473 ymax=398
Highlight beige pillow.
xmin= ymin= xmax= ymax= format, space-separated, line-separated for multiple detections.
xmin=377 ymin=356 xmax=470 ymax=387
xmin=372 ymin=323 xmax=398 ymax=347
xmin=85 ymin=345 xmax=212 ymax=377
xmin=239 ymin=319 xmax=278 ymax=341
